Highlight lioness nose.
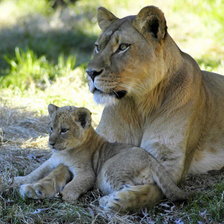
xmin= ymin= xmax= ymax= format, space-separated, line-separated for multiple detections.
xmin=86 ymin=68 xmax=103 ymax=81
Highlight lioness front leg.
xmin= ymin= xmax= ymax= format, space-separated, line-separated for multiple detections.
xmin=19 ymin=165 xmax=71 ymax=199
xmin=14 ymin=159 xmax=55 ymax=186
xmin=62 ymin=169 xmax=95 ymax=202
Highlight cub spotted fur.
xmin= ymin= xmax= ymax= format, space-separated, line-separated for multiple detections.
xmin=14 ymin=104 xmax=187 ymax=212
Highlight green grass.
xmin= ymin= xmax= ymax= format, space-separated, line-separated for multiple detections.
xmin=145 ymin=180 xmax=224 ymax=223
xmin=0 ymin=24 xmax=97 ymax=75
xmin=1 ymin=48 xmax=77 ymax=90
xmin=1 ymin=190 xmax=97 ymax=224
xmin=181 ymin=184 xmax=224 ymax=223
xmin=1 ymin=181 xmax=223 ymax=223
xmin=0 ymin=0 xmax=223 ymax=92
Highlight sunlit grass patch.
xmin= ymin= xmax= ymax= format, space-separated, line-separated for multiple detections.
xmin=172 ymin=0 xmax=224 ymax=45
xmin=172 ymin=0 xmax=224 ymax=24
xmin=0 ymin=64 xmax=102 ymax=124
xmin=0 ymin=0 xmax=52 ymax=27
xmin=0 ymin=48 xmax=77 ymax=91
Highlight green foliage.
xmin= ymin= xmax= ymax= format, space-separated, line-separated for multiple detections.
xmin=1 ymin=0 xmax=53 ymax=16
xmin=0 ymin=0 xmax=221 ymax=93
xmin=197 ymin=57 xmax=222 ymax=71
xmin=173 ymin=0 xmax=224 ymax=23
xmin=172 ymin=0 xmax=224 ymax=44
xmin=0 ymin=48 xmax=76 ymax=91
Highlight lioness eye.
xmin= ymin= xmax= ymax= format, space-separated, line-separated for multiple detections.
xmin=61 ymin=128 xmax=68 ymax=134
xmin=95 ymin=44 xmax=100 ymax=53
xmin=50 ymin=127 xmax=53 ymax=132
xmin=118 ymin=43 xmax=130 ymax=52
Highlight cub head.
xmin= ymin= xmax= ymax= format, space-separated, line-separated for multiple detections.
xmin=48 ymin=104 xmax=92 ymax=151
xmin=87 ymin=6 xmax=168 ymax=105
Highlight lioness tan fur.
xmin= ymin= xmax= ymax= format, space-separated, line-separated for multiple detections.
xmin=14 ymin=105 xmax=187 ymax=212
xmin=85 ymin=6 xmax=224 ymax=205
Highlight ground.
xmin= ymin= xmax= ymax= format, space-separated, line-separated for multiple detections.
xmin=0 ymin=0 xmax=224 ymax=223
xmin=0 ymin=111 xmax=223 ymax=223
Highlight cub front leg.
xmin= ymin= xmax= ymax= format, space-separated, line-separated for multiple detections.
xmin=14 ymin=158 xmax=55 ymax=187
xmin=19 ymin=165 xmax=71 ymax=199
xmin=62 ymin=169 xmax=95 ymax=202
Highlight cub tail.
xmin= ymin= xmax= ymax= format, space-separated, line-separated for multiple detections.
xmin=151 ymin=159 xmax=189 ymax=201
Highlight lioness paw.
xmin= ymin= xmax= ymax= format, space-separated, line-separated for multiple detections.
xmin=62 ymin=193 xmax=79 ymax=202
xmin=61 ymin=187 xmax=80 ymax=202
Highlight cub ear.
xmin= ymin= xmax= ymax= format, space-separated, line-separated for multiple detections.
xmin=48 ymin=104 xmax=58 ymax=117
xmin=133 ymin=6 xmax=167 ymax=41
xmin=75 ymin=108 xmax=92 ymax=129
xmin=97 ymin=7 xmax=118 ymax=30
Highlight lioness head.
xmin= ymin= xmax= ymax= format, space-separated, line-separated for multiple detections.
xmin=48 ymin=104 xmax=92 ymax=151
xmin=87 ymin=6 xmax=168 ymax=105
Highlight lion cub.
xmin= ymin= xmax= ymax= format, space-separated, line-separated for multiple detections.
xmin=14 ymin=104 xmax=187 ymax=211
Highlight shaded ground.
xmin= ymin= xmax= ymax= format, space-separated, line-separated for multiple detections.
xmin=0 ymin=106 xmax=223 ymax=224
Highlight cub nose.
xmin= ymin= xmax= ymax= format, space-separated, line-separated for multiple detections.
xmin=86 ymin=68 xmax=103 ymax=81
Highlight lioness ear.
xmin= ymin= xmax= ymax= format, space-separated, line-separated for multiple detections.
xmin=75 ymin=108 xmax=92 ymax=129
xmin=97 ymin=7 xmax=118 ymax=30
xmin=134 ymin=6 xmax=167 ymax=41
xmin=48 ymin=104 xmax=58 ymax=117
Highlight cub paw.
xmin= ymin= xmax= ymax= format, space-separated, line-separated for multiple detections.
xmin=13 ymin=176 xmax=27 ymax=187
xmin=99 ymin=194 xmax=121 ymax=212
xmin=19 ymin=183 xmax=53 ymax=199
xmin=20 ymin=184 xmax=39 ymax=199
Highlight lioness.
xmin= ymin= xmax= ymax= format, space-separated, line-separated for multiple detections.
xmin=85 ymin=6 xmax=224 ymax=204
xmin=14 ymin=104 xmax=186 ymax=211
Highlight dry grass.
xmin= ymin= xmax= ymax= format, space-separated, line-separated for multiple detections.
xmin=0 ymin=66 xmax=103 ymax=125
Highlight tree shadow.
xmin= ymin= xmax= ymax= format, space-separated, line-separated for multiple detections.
xmin=0 ymin=11 xmax=98 ymax=73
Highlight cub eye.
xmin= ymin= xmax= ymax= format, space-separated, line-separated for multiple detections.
xmin=61 ymin=128 xmax=69 ymax=134
xmin=95 ymin=44 xmax=100 ymax=54
xmin=118 ymin=43 xmax=130 ymax=52
xmin=50 ymin=127 xmax=53 ymax=132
